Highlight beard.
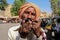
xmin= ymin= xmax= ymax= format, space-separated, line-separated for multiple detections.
xmin=19 ymin=31 xmax=30 ymax=38
xmin=19 ymin=16 xmax=33 ymax=38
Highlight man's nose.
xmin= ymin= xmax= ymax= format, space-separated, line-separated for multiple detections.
xmin=28 ymin=15 xmax=31 ymax=18
xmin=28 ymin=12 xmax=31 ymax=18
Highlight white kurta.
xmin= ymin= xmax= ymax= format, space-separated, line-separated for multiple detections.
xmin=8 ymin=24 xmax=46 ymax=40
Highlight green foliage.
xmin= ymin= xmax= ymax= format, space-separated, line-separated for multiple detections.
xmin=57 ymin=9 xmax=60 ymax=16
xmin=11 ymin=0 xmax=26 ymax=16
xmin=50 ymin=0 xmax=58 ymax=16
xmin=57 ymin=0 xmax=60 ymax=16
xmin=0 ymin=0 xmax=8 ymax=10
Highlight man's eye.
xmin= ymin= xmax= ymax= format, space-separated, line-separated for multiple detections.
xmin=24 ymin=11 xmax=29 ymax=14
xmin=31 ymin=13 xmax=36 ymax=16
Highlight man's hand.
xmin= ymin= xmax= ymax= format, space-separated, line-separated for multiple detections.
xmin=20 ymin=19 xmax=41 ymax=38
xmin=32 ymin=20 xmax=41 ymax=38
xmin=20 ymin=19 xmax=32 ymax=33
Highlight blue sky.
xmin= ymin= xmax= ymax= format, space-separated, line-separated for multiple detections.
xmin=7 ymin=0 xmax=52 ymax=12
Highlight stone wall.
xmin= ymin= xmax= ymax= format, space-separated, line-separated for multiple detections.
xmin=0 ymin=5 xmax=12 ymax=18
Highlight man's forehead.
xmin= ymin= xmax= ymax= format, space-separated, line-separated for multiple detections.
xmin=26 ymin=7 xmax=35 ymax=12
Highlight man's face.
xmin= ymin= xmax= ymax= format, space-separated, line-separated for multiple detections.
xmin=20 ymin=7 xmax=36 ymax=32
xmin=19 ymin=7 xmax=41 ymax=37
xmin=22 ymin=7 xmax=36 ymax=20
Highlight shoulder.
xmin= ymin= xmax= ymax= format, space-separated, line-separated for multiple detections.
xmin=40 ymin=28 xmax=45 ymax=32
xmin=8 ymin=24 xmax=21 ymax=35
xmin=9 ymin=24 xmax=20 ymax=31
xmin=8 ymin=24 xmax=21 ymax=40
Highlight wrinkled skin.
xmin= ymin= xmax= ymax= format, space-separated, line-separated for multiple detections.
xmin=19 ymin=7 xmax=41 ymax=38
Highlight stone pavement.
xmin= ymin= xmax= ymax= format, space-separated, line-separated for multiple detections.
xmin=0 ymin=23 xmax=19 ymax=40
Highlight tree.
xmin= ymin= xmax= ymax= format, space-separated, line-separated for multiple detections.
xmin=50 ymin=0 xmax=58 ymax=16
xmin=57 ymin=0 xmax=60 ymax=16
xmin=57 ymin=10 xmax=60 ymax=16
xmin=11 ymin=0 xmax=26 ymax=16
xmin=0 ymin=0 xmax=8 ymax=10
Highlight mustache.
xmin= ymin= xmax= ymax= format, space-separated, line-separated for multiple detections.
xmin=21 ymin=18 xmax=39 ymax=24
xmin=25 ymin=18 xmax=32 ymax=23
xmin=21 ymin=18 xmax=32 ymax=25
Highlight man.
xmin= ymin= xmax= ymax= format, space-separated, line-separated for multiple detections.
xmin=8 ymin=3 xmax=46 ymax=40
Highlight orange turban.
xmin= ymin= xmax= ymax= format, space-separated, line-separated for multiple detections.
xmin=18 ymin=2 xmax=41 ymax=20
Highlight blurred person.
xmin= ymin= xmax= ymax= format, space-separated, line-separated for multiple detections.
xmin=41 ymin=19 xmax=47 ymax=29
xmin=52 ymin=18 xmax=60 ymax=40
xmin=8 ymin=3 xmax=46 ymax=40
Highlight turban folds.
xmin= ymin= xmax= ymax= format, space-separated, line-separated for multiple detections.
xmin=18 ymin=3 xmax=41 ymax=20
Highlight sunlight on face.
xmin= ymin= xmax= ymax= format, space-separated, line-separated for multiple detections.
xmin=22 ymin=7 xmax=36 ymax=20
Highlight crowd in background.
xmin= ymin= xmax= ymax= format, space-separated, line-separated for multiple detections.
xmin=40 ymin=18 xmax=60 ymax=40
